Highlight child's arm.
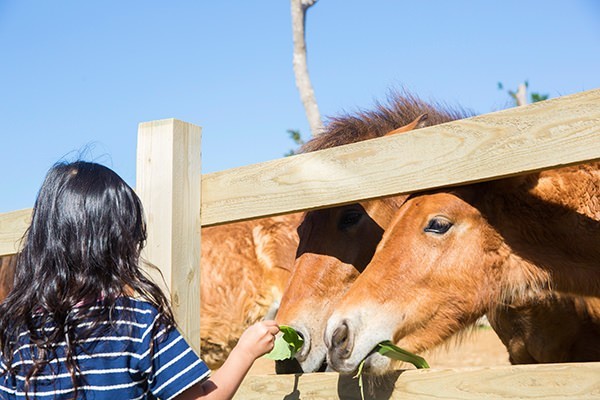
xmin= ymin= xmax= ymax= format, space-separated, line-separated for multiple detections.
xmin=176 ymin=320 xmax=279 ymax=400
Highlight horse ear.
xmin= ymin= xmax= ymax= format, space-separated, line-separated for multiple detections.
xmin=384 ymin=113 xmax=428 ymax=136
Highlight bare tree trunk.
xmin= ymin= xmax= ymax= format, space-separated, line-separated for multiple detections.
xmin=515 ymin=83 xmax=528 ymax=106
xmin=291 ymin=0 xmax=323 ymax=136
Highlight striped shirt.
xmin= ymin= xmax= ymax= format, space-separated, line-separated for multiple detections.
xmin=0 ymin=298 xmax=210 ymax=400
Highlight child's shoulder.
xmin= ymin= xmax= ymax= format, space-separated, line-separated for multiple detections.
xmin=113 ymin=296 xmax=159 ymax=311
xmin=111 ymin=297 xmax=162 ymax=324
xmin=115 ymin=296 xmax=159 ymax=310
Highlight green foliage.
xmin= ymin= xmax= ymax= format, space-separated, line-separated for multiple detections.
xmin=376 ymin=341 xmax=430 ymax=368
xmin=354 ymin=341 xmax=430 ymax=400
xmin=530 ymin=92 xmax=549 ymax=103
xmin=354 ymin=357 xmax=367 ymax=400
xmin=284 ymin=129 xmax=306 ymax=157
xmin=497 ymin=80 xmax=549 ymax=105
xmin=263 ymin=325 xmax=304 ymax=360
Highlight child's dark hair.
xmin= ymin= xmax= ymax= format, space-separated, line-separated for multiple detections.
xmin=0 ymin=160 xmax=175 ymax=397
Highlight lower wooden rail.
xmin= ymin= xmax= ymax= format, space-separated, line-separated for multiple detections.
xmin=234 ymin=362 xmax=600 ymax=399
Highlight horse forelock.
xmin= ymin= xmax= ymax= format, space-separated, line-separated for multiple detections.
xmin=300 ymin=91 xmax=472 ymax=153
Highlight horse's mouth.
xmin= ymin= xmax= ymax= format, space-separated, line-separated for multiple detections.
xmin=336 ymin=348 xmax=397 ymax=375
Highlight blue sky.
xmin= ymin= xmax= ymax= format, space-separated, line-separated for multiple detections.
xmin=1 ymin=1 xmax=599 ymax=213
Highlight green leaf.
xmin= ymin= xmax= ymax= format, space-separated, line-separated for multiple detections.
xmin=353 ymin=359 xmax=366 ymax=400
xmin=263 ymin=332 xmax=293 ymax=360
xmin=353 ymin=341 xmax=429 ymax=400
xmin=531 ymin=93 xmax=549 ymax=103
xmin=263 ymin=325 xmax=304 ymax=360
xmin=280 ymin=325 xmax=304 ymax=353
xmin=376 ymin=341 xmax=430 ymax=369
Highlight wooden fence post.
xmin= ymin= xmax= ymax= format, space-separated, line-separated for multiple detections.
xmin=136 ymin=119 xmax=202 ymax=353
xmin=0 ymin=209 xmax=31 ymax=256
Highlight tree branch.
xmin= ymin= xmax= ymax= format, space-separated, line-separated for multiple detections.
xmin=515 ymin=83 xmax=528 ymax=107
xmin=291 ymin=0 xmax=323 ymax=136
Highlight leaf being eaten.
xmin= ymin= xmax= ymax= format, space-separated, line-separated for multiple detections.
xmin=263 ymin=325 xmax=304 ymax=361
xmin=353 ymin=341 xmax=429 ymax=400
xmin=376 ymin=341 xmax=430 ymax=369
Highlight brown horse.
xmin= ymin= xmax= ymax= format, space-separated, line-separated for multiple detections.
xmin=0 ymin=213 xmax=301 ymax=370
xmin=488 ymin=292 xmax=600 ymax=364
xmin=276 ymin=94 xmax=468 ymax=372
xmin=200 ymin=214 xmax=301 ymax=368
xmin=278 ymin=93 xmax=600 ymax=373
xmin=325 ymin=161 xmax=600 ymax=373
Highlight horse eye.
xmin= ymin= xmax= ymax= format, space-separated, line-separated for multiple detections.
xmin=338 ymin=211 xmax=363 ymax=230
xmin=424 ymin=217 xmax=453 ymax=234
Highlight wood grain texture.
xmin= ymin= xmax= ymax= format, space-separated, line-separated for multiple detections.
xmin=202 ymin=88 xmax=600 ymax=226
xmin=0 ymin=208 xmax=31 ymax=256
xmin=3 ymin=90 xmax=599 ymax=245
xmin=234 ymin=362 xmax=600 ymax=399
xmin=136 ymin=118 xmax=202 ymax=353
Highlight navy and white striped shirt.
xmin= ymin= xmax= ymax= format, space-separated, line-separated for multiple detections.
xmin=0 ymin=297 xmax=210 ymax=399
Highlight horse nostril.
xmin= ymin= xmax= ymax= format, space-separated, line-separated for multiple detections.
xmin=331 ymin=320 xmax=353 ymax=359
xmin=332 ymin=322 xmax=348 ymax=348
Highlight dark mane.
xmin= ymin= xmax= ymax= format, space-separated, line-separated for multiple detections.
xmin=300 ymin=91 xmax=472 ymax=152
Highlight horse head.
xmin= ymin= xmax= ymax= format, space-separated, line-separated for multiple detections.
xmin=325 ymin=164 xmax=600 ymax=374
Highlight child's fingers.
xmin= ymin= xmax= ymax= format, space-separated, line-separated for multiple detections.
xmin=237 ymin=320 xmax=280 ymax=357
xmin=267 ymin=324 xmax=280 ymax=336
xmin=259 ymin=320 xmax=280 ymax=335
xmin=261 ymin=319 xmax=279 ymax=328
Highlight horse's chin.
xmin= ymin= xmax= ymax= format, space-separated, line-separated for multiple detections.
xmin=335 ymin=352 xmax=393 ymax=375
xmin=363 ymin=353 xmax=394 ymax=375
xmin=298 ymin=351 xmax=328 ymax=373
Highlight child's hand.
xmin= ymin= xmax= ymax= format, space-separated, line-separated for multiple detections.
xmin=235 ymin=320 xmax=280 ymax=361
xmin=185 ymin=321 xmax=280 ymax=399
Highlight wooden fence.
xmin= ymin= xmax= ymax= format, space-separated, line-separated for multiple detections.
xmin=1 ymin=88 xmax=600 ymax=398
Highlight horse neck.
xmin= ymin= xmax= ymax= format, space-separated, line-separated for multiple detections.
xmin=483 ymin=165 xmax=600 ymax=297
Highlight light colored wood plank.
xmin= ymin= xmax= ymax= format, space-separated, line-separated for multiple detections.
xmin=234 ymin=362 xmax=600 ymax=399
xmin=202 ymin=88 xmax=600 ymax=226
xmin=136 ymin=118 xmax=202 ymax=354
xmin=4 ymin=90 xmax=600 ymax=238
xmin=0 ymin=208 xmax=31 ymax=256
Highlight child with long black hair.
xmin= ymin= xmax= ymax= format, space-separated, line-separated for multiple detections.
xmin=0 ymin=161 xmax=279 ymax=399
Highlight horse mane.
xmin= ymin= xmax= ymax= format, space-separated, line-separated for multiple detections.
xmin=300 ymin=90 xmax=472 ymax=152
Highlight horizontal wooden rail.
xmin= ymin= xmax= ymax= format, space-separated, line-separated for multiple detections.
xmin=234 ymin=362 xmax=600 ymax=399
xmin=203 ymin=88 xmax=600 ymax=226
xmin=2 ymin=88 xmax=599 ymax=253
xmin=0 ymin=208 xmax=31 ymax=256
